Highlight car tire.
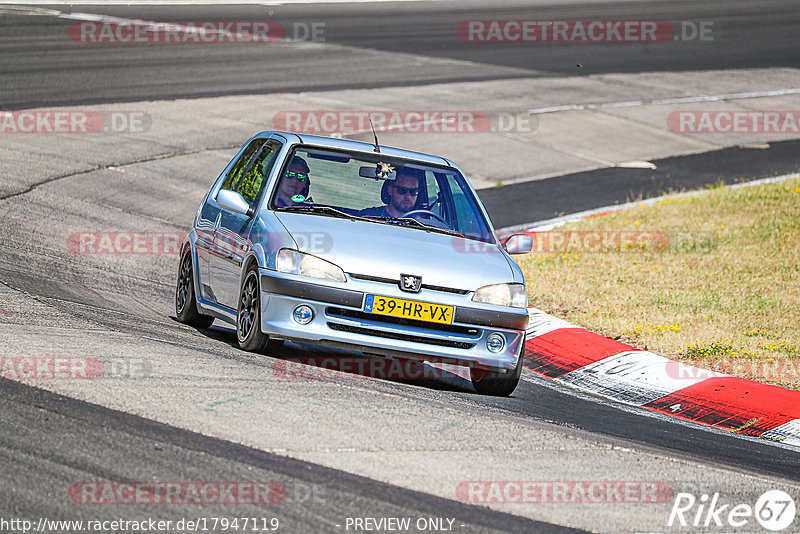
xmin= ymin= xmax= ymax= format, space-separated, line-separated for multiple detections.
xmin=237 ymin=266 xmax=283 ymax=354
xmin=470 ymin=334 xmax=526 ymax=397
xmin=176 ymin=248 xmax=215 ymax=329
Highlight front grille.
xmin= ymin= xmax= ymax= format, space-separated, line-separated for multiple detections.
xmin=326 ymin=307 xmax=480 ymax=336
xmin=348 ymin=273 xmax=469 ymax=295
xmin=327 ymin=323 xmax=475 ymax=349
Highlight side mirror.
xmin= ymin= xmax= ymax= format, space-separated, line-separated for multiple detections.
xmin=502 ymin=234 xmax=533 ymax=255
xmin=216 ymin=189 xmax=251 ymax=217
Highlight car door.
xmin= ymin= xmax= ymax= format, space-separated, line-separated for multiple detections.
xmin=194 ymin=197 xmax=221 ymax=303
xmin=209 ymin=137 xmax=282 ymax=309
xmin=194 ymin=143 xmax=264 ymax=303
xmin=197 ymin=137 xmax=267 ymax=304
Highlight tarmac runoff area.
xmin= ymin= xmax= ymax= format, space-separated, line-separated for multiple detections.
xmin=2 ymin=66 xmax=800 ymax=198
xmin=2 ymin=67 xmax=800 ymax=532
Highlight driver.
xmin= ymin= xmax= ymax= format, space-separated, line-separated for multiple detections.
xmin=275 ymin=156 xmax=311 ymax=207
xmin=359 ymin=167 xmax=421 ymax=218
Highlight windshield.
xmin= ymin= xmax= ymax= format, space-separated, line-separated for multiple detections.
xmin=270 ymin=146 xmax=495 ymax=243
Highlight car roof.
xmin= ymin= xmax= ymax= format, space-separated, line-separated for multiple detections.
xmin=258 ymin=131 xmax=455 ymax=168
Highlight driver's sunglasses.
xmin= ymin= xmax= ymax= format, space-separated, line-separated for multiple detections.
xmin=393 ymin=186 xmax=419 ymax=196
xmin=285 ymin=170 xmax=309 ymax=181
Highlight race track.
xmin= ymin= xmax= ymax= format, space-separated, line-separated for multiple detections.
xmin=1 ymin=1 xmax=800 ymax=532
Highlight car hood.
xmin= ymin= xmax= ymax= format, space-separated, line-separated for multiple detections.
xmin=274 ymin=212 xmax=514 ymax=291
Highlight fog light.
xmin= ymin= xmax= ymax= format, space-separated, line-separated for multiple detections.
xmin=293 ymin=305 xmax=314 ymax=325
xmin=486 ymin=333 xmax=505 ymax=353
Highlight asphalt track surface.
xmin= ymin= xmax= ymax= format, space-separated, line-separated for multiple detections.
xmin=480 ymin=139 xmax=800 ymax=229
xmin=2 ymin=1 xmax=800 ymax=532
xmin=0 ymin=378 xmax=574 ymax=533
xmin=0 ymin=0 xmax=799 ymax=109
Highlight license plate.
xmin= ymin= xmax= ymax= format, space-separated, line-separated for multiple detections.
xmin=363 ymin=294 xmax=454 ymax=325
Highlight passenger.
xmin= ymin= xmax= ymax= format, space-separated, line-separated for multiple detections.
xmin=276 ymin=156 xmax=311 ymax=207
xmin=360 ymin=167 xmax=422 ymax=218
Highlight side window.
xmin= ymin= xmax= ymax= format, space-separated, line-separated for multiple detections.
xmin=446 ymin=176 xmax=487 ymax=237
xmin=237 ymin=139 xmax=280 ymax=206
xmin=220 ymin=138 xmax=268 ymax=192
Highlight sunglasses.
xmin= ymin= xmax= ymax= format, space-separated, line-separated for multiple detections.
xmin=392 ymin=186 xmax=419 ymax=196
xmin=285 ymin=170 xmax=309 ymax=181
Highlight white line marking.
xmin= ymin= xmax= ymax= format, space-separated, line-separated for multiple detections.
xmin=527 ymin=88 xmax=800 ymax=115
xmin=57 ymin=11 xmax=266 ymax=41
xmin=616 ymin=160 xmax=656 ymax=169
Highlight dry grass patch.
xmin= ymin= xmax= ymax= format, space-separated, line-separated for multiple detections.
xmin=519 ymin=177 xmax=800 ymax=389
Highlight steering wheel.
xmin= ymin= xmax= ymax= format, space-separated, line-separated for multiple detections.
xmin=402 ymin=209 xmax=448 ymax=224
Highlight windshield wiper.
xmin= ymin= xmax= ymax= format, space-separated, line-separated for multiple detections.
xmin=276 ymin=205 xmax=367 ymax=221
xmin=278 ymin=206 xmax=466 ymax=237
xmin=363 ymin=216 xmax=465 ymax=238
xmin=277 ymin=205 xmax=413 ymax=227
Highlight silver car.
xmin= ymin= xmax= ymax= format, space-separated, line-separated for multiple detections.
xmin=176 ymin=131 xmax=532 ymax=395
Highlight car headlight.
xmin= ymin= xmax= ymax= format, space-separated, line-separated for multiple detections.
xmin=276 ymin=249 xmax=346 ymax=283
xmin=472 ymin=283 xmax=528 ymax=308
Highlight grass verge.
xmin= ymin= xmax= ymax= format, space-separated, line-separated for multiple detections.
xmin=518 ymin=176 xmax=800 ymax=390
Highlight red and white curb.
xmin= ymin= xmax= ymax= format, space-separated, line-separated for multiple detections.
xmin=523 ymin=308 xmax=800 ymax=446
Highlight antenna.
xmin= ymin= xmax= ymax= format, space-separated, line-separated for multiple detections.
xmin=369 ymin=117 xmax=380 ymax=153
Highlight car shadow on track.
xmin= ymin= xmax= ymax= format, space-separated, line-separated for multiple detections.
xmin=172 ymin=317 xmax=475 ymax=394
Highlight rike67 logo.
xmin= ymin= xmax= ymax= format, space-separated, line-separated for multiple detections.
xmin=669 ymin=490 xmax=796 ymax=531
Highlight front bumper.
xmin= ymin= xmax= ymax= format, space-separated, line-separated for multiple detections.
xmin=259 ymin=271 xmax=527 ymax=371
